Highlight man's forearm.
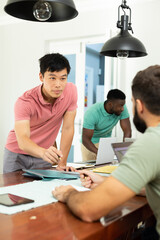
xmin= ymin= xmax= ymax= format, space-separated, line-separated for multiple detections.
xmin=60 ymin=128 xmax=74 ymax=165
xmin=124 ymin=131 xmax=132 ymax=138
xmin=82 ymin=139 xmax=98 ymax=154
xmin=123 ymin=131 xmax=132 ymax=141
xmin=17 ymin=136 xmax=61 ymax=165
xmin=17 ymin=136 xmax=45 ymax=158
xmin=120 ymin=118 xmax=132 ymax=141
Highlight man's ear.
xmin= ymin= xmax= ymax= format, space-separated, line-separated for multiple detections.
xmin=136 ymin=99 xmax=144 ymax=114
xmin=108 ymin=100 xmax=113 ymax=107
xmin=39 ymin=72 xmax=43 ymax=83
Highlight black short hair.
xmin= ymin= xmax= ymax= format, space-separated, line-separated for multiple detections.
xmin=132 ymin=65 xmax=160 ymax=115
xmin=107 ymin=89 xmax=126 ymax=101
xmin=39 ymin=53 xmax=71 ymax=76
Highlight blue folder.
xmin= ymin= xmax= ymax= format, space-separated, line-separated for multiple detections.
xmin=22 ymin=169 xmax=80 ymax=181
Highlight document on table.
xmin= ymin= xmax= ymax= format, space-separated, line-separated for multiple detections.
xmin=52 ymin=162 xmax=95 ymax=169
xmin=0 ymin=178 xmax=89 ymax=215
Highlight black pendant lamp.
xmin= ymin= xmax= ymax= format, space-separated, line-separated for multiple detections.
xmin=4 ymin=0 xmax=78 ymax=22
xmin=101 ymin=0 xmax=147 ymax=58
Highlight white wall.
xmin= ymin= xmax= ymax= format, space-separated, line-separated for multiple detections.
xmin=121 ymin=1 xmax=160 ymax=138
xmin=0 ymin=1 xmax=160 ymax=172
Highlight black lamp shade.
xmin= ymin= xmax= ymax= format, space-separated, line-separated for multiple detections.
xmin=4 ymin=0 xmax=78 ymax=22
xmin=101 ymin=30 xmax=147 ymax=58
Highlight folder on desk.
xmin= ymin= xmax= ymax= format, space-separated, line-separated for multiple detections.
xmin=93 ymin=165 xmax=118 ymax=174
xmin=22 ymin=169 xmax=80 ymax=180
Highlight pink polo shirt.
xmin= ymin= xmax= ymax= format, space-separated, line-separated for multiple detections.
xmin=6 ymin=82 xmax=78 ymax=154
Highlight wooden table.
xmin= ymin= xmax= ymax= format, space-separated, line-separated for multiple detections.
xmin=0 ymin=171 xmax=155 ymax=240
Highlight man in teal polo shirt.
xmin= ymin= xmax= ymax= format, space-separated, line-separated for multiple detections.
xmin=81 ymin=89 xmax=132 ymax=161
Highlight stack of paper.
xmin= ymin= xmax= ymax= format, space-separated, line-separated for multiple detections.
xmin=93 ymin=165 xmax=118 ymax=174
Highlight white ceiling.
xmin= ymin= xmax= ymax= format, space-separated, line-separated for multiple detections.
xmin=0 ymin=0 xmax=157 ymax=24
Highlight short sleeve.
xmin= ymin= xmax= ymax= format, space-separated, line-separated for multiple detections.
xmin=120 ymin=104 xmax=130 ymax=120
xmin=14 ymin=98 xmax=32 ymax=121
xmin=67 ymin=84 xmax=78 ymax=111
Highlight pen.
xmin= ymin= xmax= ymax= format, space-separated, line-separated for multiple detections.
xmin=57 ymin=155 xmax=62 ymax=161
xmin=76 ymin=167 xmax=85 ymax=170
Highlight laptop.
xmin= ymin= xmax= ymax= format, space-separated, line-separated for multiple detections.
xmin=95 ymin=137 xmax=117 ymax=165
xmin=111 ymin=142 xmax=133 ymax=163
xmin=75 ymin=137 xmax=116 ymax=169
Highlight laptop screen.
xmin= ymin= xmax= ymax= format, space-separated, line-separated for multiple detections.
xmin=111 ymin=142 xmax=133 ymax=162
xmin=96 ymin=137 xmax=116 ymax=165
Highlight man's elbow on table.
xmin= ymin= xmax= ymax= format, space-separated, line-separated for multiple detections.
xmin=67 ymin=192 xmax=105 ymax=223
xmin=72 ymin=202 xmax=98 ymax=223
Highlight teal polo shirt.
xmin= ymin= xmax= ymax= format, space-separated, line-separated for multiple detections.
xmin=83 ymin=102 xmax=129 ymax=144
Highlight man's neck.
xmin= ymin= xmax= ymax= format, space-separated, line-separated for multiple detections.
xmin=104 ymin=102 xmax=112 ymax=114
xmin=41 ymin=85 xmax=56 ymax=105
xmin=145 ymin=113 xmax=160 ymax=128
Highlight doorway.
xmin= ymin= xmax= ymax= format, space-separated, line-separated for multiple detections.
xmin=84 ymin=43 xmax=105 ymax=112
xmin=48 ymin=40 xmax=107 ymax=163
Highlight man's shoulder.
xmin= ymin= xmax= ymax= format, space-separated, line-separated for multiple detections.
xmin=87 ymin=102 xmax=103 ymax=111
xmin=61 ymin=83 xmax=77 ymax=111
xmin=65 ymin=82 xmax=76 ymax=90
xmin=119 ymin=104 xmax=129 ymax=119
xmin=126 ymin=126 xmax=160 ymax=156
xmin=123 ymin=104 xmax=128 ymax=112
xmin=19 ymin=85 xmax=40 ymax=100
xmin=84 ymin=103 xmax=103 ymax=120
xmin=63 ymin=82 xmax=77 ymax=96
xmin=15 ymin=85 xmax=41 ymax=109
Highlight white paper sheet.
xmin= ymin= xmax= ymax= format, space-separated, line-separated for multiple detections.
xmin=0 ymin=178 xmax=89 ymax=215
xmin=52 ymin=162 xmax=95 ymax=169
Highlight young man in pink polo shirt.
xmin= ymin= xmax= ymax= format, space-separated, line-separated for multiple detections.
xmin=3 ymin=53 xmax=78 ymax=173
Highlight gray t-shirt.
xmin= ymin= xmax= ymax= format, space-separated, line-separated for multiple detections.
xmin=112 ymin=125 xmax=160 ymax=236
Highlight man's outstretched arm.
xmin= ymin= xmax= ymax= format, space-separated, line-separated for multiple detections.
xmin=52 ymin=175 xmax=135 ymax=222
xmin=15 ymin=120 xmax=62 ymax=165
xmin=57 ymin=110 xmax=76 ymax=170
xmin=120 ymin=118 xmax=132 ymax=141
xmin=82 ymin=128 xmax=98 ymax=154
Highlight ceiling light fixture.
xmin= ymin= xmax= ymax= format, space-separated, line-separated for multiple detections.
xmin=4 ymin=0 xmax=78 ymax=22
xmin=100 ymin=0 xmax=147 ymax=58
